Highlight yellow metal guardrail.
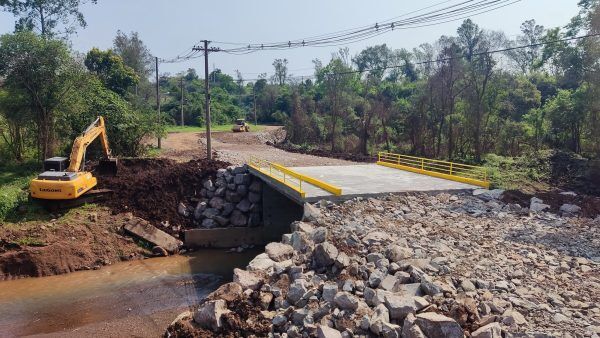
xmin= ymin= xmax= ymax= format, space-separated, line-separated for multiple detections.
xmin=248 ymin=157 xmax=342 ymax=198
xmin=377 ymin=152 xmax=490 ymax=188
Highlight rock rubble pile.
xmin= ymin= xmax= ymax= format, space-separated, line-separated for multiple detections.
xmin=176 ymin=165 xmax=263 ymax=229
xmin=167 ymin=191 xmax=599 ymax=337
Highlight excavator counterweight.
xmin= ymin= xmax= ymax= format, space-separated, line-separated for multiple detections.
xmin=30 ymin=116 xmax=117 ymax=201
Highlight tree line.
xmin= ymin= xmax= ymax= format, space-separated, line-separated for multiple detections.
xmin=1 ymin=0 xmax=598 ymax=165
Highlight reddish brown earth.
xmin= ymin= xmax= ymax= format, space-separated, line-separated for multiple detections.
xmin=0 ymin=208 xmax=147 ymax=280
xmin=97 ymin=158 xmax=230 ymax=232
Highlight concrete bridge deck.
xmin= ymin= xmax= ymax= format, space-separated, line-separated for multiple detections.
xmin=249 ymin=163 xmax=478 ymax=204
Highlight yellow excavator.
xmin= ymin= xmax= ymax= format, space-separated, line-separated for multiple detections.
xmin=29 ymin=116 xmax=118 ymax=201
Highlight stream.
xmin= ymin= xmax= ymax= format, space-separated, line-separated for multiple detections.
xmin=0 ymin=248 xmax=260 ymax=337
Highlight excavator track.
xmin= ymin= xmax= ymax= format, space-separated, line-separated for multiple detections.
xmin=36 ymin=189 xmax=114 ymax=211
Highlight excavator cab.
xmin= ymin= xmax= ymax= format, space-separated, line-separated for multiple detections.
xmin=30 ymin=116 xmax=117 ymax=201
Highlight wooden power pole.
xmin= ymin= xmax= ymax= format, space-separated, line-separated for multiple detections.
xmin=155 ymin=57 xmax=161 ymax=149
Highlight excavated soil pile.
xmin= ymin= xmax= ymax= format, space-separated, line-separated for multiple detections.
xmin=502 ymin=189 xmax=600 ymax=218
xmin=97 ymin=158 xmax=230 ymax=230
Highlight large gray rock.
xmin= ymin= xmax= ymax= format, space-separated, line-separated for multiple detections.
xmin=369 ymin=303 xmax=390 ymax=335
xmin=559 ymin=203 xmax=581 ymax=216
xmin=472 ymin=189 xmax=504 ymax=201
xmin=247 ymin=253 xmax=275 ymax=271
xmin=313 ymin=242 xmax=338 ymax=268
xmin=236 ymin=198 xmax=252 ymax=213
xmin=386 ymin=244 xmax=413 ymax=262
xmin=322 ymin=283 xmax=338 ymax=302
xmin=203 ymin=179 xmax=215 ymax=191
xmin=234 ymin=173 xmax=251 ymax=185
xmin=226 ymin=190 xmax=242 ymax=203
xmin=471 ymin=322 xmax=501 ymax=338
xmin=312 ymin=227 xmax=328 ymax=243
xmin=384 ymin=295 xmax=429 ymax=320
xmin=202 ymin=208 xmax=219 ymax=219
xmin=402 ymin=313 xmax=427 ymax=338
xmin=221 ymin=203 xmax=234 ymax=216
xmin=214 ymin=215 xmax=229 ymax=227
xmin=233 ymin=268 xmax=262 ymax=290
xmin=317 ymin=325 xmax=343 ymax=338
xmin=193 ymin=299 xmax=231 ymax=331
xmin=302 ymin=203 xmax=322 ymax=222
xmin=194 ymin=201 xmax=207 ymax=220
xmin=236 ymin=184 xmax=248 ymax=196
xmin=530 ymin=197 xmax=550 ymax=212
xmin=230 ymin=210 xmax=248 ymax=227
xmin=287 ymin=280 xmax=308 ymax=304
xmin=333 ymin=291 xmax=359 ymax=311
xmin=265 ymin=242 xmax=294 ymax=262
xmin=209 ymin=197 xmax=225 ymax=210
xmin=362 ymin=231 xmax=391 ymax=245
xmin=415 ymin=312 xmax=464 ymax=338
xmin=201 ymin=218 xmax=217 ymax=228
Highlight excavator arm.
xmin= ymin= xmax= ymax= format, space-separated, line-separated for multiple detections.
xmin=67 ymin=116 xmax=113 ymax=172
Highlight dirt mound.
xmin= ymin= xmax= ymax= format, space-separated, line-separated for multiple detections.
xmin=502 ymin=189 xmax=600 ymax=218
xmin=0 ymin=208 xmax=146 ymax=279
xmin=272 ymin=142 xmax=376 ymax=163
xmin=96 ymin=158 xmax=230 ymax=231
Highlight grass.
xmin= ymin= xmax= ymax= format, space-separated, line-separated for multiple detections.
xmin=166 ymin=124 xmax=268 ymax=133
xmin=12 ymin=236 xmax=45 ymax=247
xmin=0 ymin=162 xmax=39 ymax=222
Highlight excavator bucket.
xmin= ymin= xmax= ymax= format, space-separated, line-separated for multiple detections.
xmin=97 ymin=158 xmax=118 ymax=176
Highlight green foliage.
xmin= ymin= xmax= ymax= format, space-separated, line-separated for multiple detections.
xmin=0 ymin=162 xmax=37 ymax=221
xmin=483 ymin=151 xmax=552 ymax=190
xmin=85 ymin=48 xmax=139 ymax=96
xmin=1 ymin=0 xmax=97 ymax=36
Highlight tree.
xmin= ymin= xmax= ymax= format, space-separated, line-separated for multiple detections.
xmin=272 ymin=59 xmax=288 ymax=86
xmin=113 ymin=31 xmax=154 ymax=79
xmin=1 ymin=0 xmax=97 ymax=37
xmin=0 ymin=31 xmax=85 ymax=159
xmin=506 ymin=20 xmax=545 ymax=73
xmin=84 ymin=48 xmax=139 ymax=95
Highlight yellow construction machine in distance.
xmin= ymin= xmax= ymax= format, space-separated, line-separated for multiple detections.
xmin=30 ymin=116 xmax=117 ymax=200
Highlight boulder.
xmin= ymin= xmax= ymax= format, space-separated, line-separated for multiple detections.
xmin=333 ymin=291 xmax=359 ymax=311
xmin=236 ymin=198 xmax=252 ymax=213
xmin=317 ymin=325 xmax=343 ymax=338
xmin=471 ymin=322 xmax=501 ymax=338
xmin=226 ymin=190 xmax=242 ymax=203
xmin=230 ymin=210 xmax=248 ymax=227
xmin=384 ymin=295 xmax=429 ymax=320
xmin=265 ymin=242 xmax=294 ymax=262
xmin=287 ymin=280 xmax=308 ymax=304
xmin=194 ymin=201 xmax=207 ymax=220
xmin=193 ymin=299 xmax=231 ymax=331
xmin=362 ymin=231 xmax=391 ymax=245
xmin=203 ymin=179 xmax=215 ymax=191
xmin=369 ymin=303 xmax=391 ymax=335
xmin=312 ymin=227 xmax=328 ymax=243
xmin=415 ymin=312 xmax=464 ymax=338
xmin=385 ymin=244 xmax=413 ymax=262
xmin=201 ymin=218 xmax=217 ymax=228
xmin=402 ymin=313 xmax=427 ymax=338
xmin=214 ymin=216 xmax=229 ymax=227
xmin=302 ymin=203 xmax=322 ymax=222
xmin=236 ymin=184 xmax=248 ymax=196
xmin=322 ymin=283 xmax=338 ymax=302
xmin=202 ymin=208 xmax=219 ymax=219
xmin=559 ymin=203 xmax=581 ymax=216
xmin=248 ymin=192 xmax=261 ymax=204
xmin=208 ymin=282 xmax=243 ymax=302
xmin=313 ymin=242 xmax=338 ymax=268
xmin=472 ymin=189 xmax=504 ymax=201
xmin=233 ymin=268 xmax=262 ymax=290
xmin=530 ymin=197 xmax=550 ymax=212
xmin=209 ymin=197 xmax=225 ymax=210
xmin=234 ymin=174 xmax=251 ymax=185
xmin=247 ymin=253 xmax=276 ymax=272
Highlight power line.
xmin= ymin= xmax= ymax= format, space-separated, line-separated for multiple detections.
xmin=158 ymin=0 xmax=521 ymax=62
xmin=235 ymin=33 xmax=600 ymax=82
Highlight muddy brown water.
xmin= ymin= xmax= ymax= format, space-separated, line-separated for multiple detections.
xmin=0 ymin=249 xmax=261 ymax=337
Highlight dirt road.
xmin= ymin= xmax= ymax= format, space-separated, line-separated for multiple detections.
xmin=157 ymin=126 xmax=353 ymax=166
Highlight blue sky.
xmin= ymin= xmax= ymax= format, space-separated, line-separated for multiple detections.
xmin=0 ymin=0 xmax=580 ymax=78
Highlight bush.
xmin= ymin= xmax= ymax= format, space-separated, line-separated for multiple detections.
xmin=483 ymin=151 xmax=552 ymax=190
xmin=0 ymin=176 xmax=31 ymax=221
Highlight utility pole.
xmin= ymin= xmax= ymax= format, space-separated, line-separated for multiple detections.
xmin=155 ymin=57 xmax=161 ymax=149
xmin=253 ymin=85 xmax=258 ymax=126
xmin=193 ymin=41 xmax=220 ymax=160
xmin=180 ymin=76 xmax=185 ymax=126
